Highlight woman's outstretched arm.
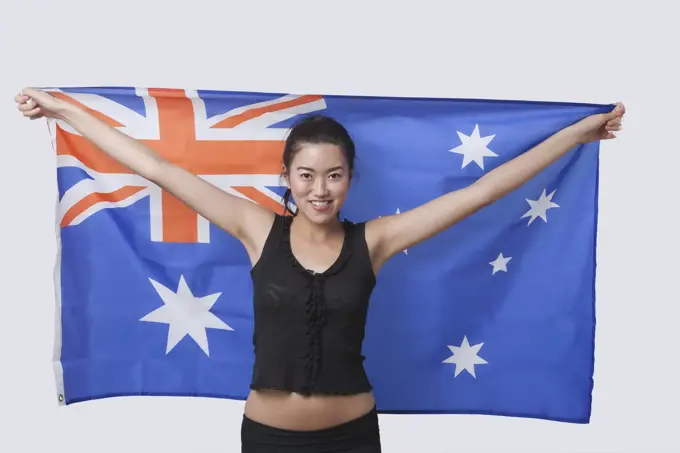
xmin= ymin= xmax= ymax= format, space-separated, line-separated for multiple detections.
xmin=16 ymin=88 xmax=275 ymax=264
xmin=366 ymin=103 xmax=625 ymax=273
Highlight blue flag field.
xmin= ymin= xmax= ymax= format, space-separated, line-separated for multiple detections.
xmin=45 ymin=86 xmax=611 ymax=423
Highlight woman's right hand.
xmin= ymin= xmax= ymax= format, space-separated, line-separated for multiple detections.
xmin=15 ymin=87 xmax=74 ymax=121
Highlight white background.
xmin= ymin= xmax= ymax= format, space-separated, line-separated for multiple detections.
xmin=1 ymin=1 xmax=678 ymax=452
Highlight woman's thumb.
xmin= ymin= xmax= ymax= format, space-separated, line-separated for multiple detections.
xmin=21 ymin=87 xmax=56 ymax=104
xmin=607 ymin=102 xmax=624 ymax=119
xmin=21 ymin=87 xmax=38 ymax=98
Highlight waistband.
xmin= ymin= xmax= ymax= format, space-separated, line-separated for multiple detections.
xmin=241 ymin=406 xmax=381 ymax=453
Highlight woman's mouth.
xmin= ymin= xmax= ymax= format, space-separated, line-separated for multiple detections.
xmin=309 ymin=200 xmax=332 ymax=211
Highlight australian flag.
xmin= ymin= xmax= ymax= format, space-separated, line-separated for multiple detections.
xmin=46 ymin=86 xmax=611 ymax=423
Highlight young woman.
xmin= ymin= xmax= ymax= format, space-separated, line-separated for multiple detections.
xmin=16 ymin=88 xmax=624 ymax=452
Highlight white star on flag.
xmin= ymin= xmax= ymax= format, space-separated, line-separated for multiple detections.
xmin=449 ymin=124 xmax=498 ymax=170
xmin=442 ymin=336 xmax=488 ymax=378
xmin=522 ymin=188 xmax=559 ymax=225
xmin=140 ymin=275 xmax=233 ymax=356
xmin=489 ymin=252 xmax=511 ymax=274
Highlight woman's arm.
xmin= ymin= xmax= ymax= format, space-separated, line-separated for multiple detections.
xmin=366 ymin=103 xmax=625 ymax=273
xmin=16 ymin=88 xmax=275 ymax=263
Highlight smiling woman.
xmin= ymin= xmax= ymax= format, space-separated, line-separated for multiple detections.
xmin=280 ymin=115 xmax=356 ymax=221
xmin=288 ymin=149 xmax=348 ymax=217
xmin=15 ymin=87 xmax=624 ymax=453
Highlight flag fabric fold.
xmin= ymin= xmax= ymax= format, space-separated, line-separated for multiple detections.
xmin=46 ymin=86 xmax=610 ymax=423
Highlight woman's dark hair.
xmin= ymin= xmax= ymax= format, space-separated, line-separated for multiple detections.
xmin=281 ymin=114 xmax=356 ymax=215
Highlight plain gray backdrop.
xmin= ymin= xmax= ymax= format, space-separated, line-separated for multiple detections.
xmin=1 ymin=1 xmax=677 ymax=452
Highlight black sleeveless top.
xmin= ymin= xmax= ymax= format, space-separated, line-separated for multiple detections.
xmin=249 ymin=213 xmax=376 ymax=395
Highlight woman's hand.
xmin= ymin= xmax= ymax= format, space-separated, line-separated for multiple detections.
xmin=15 ymin=87 xmax=75 ymax=121
xmin=570 ymin=102 xmax=626 ymax=145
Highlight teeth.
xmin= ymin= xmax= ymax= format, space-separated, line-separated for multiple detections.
xmin=311 ymin=200 xmax=331 ymax=206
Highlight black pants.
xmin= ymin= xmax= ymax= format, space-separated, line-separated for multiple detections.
xmin=241 ymin=406 xmax=382 ymax=453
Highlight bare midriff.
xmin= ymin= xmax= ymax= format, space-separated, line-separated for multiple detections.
xmin=244 ymin=389 xmax=376 ymax=431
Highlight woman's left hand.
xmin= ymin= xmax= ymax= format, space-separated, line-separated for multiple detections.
xmin=570 ymin=102 xmax=626 ymax=145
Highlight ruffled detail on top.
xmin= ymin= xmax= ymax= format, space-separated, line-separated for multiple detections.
xmin=280 ymin=215 xmax=355 ymax=395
